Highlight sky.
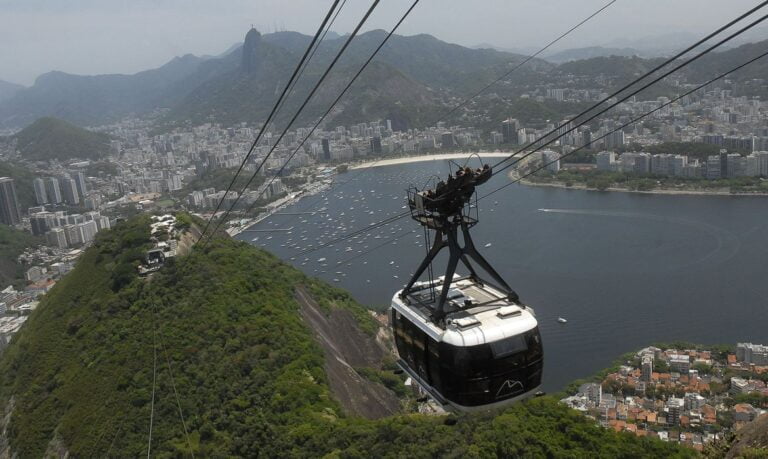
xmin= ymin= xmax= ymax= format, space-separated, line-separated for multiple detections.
xmin=1 ymin=0 xmax=767 ymax=86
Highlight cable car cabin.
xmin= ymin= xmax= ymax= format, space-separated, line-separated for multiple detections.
xmin=391 ymin=276 xmax=543 ymax=412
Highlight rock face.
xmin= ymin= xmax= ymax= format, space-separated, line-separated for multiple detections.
xmin=725 ymin=413 xmax=768 ymax=458
xmin=241 ymin=28 xmax=263 ymax=73
xmin=294 ymin=286 xmax=401 ymax=419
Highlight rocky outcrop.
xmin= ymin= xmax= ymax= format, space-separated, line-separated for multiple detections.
xmin=295 ymin=286 xmax=400 ymax=419
xmin=241 ymin=28 xmax=263 ymax=74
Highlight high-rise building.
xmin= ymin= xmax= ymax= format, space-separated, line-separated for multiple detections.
xmin=578 ymin=382 xmax=602 ymax=405
xmin=641 ymin=356 xmax=654 ymax=382
xmin=96 ymin=216 xmax=111 ymax=231
xmin=321 ymin=138 xmax=331 ymax=161
xmin=46 ymin=228 xmax=68 ymax=248
xmin=64 ymin=224 xmax=82 ymax=246
xmin=45 ymin=177 xmax=62 ymax=204
xmin=30 ymin=212 xmax=52 ymax=236
xmin=74 ymin=171 xmax=88 ymax=197
xmin=706 ymin=155 xmax=722 ymax=179
xmin=33 ymin=178 xmax=48 ymax=205
xmin=667 ymin=398 xmax=684 ymax=426
xmin=541 ymin=150 xmax=560 ymax=173
xmin=501 ymin=118 xmax=520 ymax=144
xmin=596 ymin=151 xmax=616 ymax=171
xmin=60 ymin=178 xmax=80 ymax=205
xmin=0 ymin=178 xmax=22 ymax=225
xmin=78 ymin=220 xmax=98 ymax=244
xmin=370 ymin=136 xmax=382 ymax=155
xmin=441 ymin=132 xmax=455 ymax=148
xmin=736 ymin=342 xmax=768 ymax=365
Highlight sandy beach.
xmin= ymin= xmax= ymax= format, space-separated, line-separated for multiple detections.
xmin=350 ymin=152 xmax=518 ymax=170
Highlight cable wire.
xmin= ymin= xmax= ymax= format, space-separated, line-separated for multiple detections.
xmin=266 ymin=0 xmax=617 ymax=233
xmin=147 ymin=315 xmax=158 ymax=459
xmin=309 ymin=47 xmax=768 ymax=265
xmin=201 ymin=0 xmax=383 ymax=247
xmin=489 ymin=1 xmax=768 ymax=174
xmin=434 ymin=0 xmax=617 ymax=125
xmin=291 ymin=5 xmax=768 ymax=257
xmin=153 ymin=303 xmax=195 ymax=458
xmin=480 ymin=47 xmax=768 ymax=201
xmin=106 ymin=418 xmax=125 ymax=457
xmin=197 ymin=0 xmax=343 ymax=243
xmin=239 ymin=0 xmax=421 ymax=218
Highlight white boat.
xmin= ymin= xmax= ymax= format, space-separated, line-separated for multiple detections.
xmin=558 ymin=317 xmax=567 ymax=323
xmin=484 ymin=243 xmax=492 ymax=248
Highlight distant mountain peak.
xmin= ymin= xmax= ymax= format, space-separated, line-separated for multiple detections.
xmin=242 ymin=28 xmax=264 ymax=73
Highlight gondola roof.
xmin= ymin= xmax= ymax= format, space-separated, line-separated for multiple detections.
xmin=393 ymin=276 xmax=537 ymax=347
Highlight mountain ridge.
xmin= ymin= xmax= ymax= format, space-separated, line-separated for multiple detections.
xmin=1 ymin=30 xmax=767 ymax=130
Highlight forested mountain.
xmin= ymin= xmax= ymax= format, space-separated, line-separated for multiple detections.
xmin=543 ymin=46 xmax=645 ymax=63
xmin=0 ymin=29 xmax=543 ymax=130
xmin=0 ymin=54 xmax=211 ymax=128
xmin=0 ymin=29 xmax=765 ymax=131
xmin=12 ymin=117 xmax=111 ymax=161
xmin=164 ymin=28 xmax=538 ymax=128
xmin=0 ymin=215 xmax=693 ymax=457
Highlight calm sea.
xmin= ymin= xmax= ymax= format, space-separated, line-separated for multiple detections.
xmin=238 ymin=160 xmax=768 ymax=392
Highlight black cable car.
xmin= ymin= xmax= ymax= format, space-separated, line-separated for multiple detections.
xmin=390 ymin=161 xmax=543 ymax=411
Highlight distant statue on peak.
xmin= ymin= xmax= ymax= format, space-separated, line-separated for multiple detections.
xmin=242 ymin=27 xmax=263 ymax=73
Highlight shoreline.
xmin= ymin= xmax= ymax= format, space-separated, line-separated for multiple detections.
xmin=519 ymin=177 xmax=768 ymax=197
xmin=350 ymin=152 xmax=516 ymax=170
xmin=225 ymin=180 xmax=332 ymax=238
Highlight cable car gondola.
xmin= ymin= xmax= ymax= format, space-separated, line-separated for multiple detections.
xmin=390 ymin=161 xmax=543 ymax=411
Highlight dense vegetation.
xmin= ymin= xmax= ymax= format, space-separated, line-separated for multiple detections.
xmin=532 ymin=168 xmax=768 ymax=194
xmin=13 ymin=117 xmax=111 ymax=161
xmin=1 ymin=216 xmax=694 ymax=457
xmin=0 ymin=225 xmax=40 ymax=288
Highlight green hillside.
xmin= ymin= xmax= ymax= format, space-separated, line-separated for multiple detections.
xmin=13 ymin=117 xmax=111 ymax=161
xmin=0 ymin=215 xmax=693 ymax=457
xmin=0 ymin=225 xmax=40 ymax=288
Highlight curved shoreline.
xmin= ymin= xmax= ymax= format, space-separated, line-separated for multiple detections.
xmin=519 ymin=178 xmax=768 ymax=197
xmin=349 ymin=152 xmax=517 ymax=170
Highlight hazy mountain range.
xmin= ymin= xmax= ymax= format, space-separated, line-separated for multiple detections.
xmin=0 ymin=28 xmax=765 ymax=132
xmin=0 ymin=80 xmax=24 ymax=104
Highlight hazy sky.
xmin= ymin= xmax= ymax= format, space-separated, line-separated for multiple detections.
xmin=2 ymin=0 xmax=767 ymax=85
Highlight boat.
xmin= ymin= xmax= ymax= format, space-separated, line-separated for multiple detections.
xmin=484 ymin=242 xmax=492 ymax=248
xmin=558 ymin=317 xmax=567 ymax=324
